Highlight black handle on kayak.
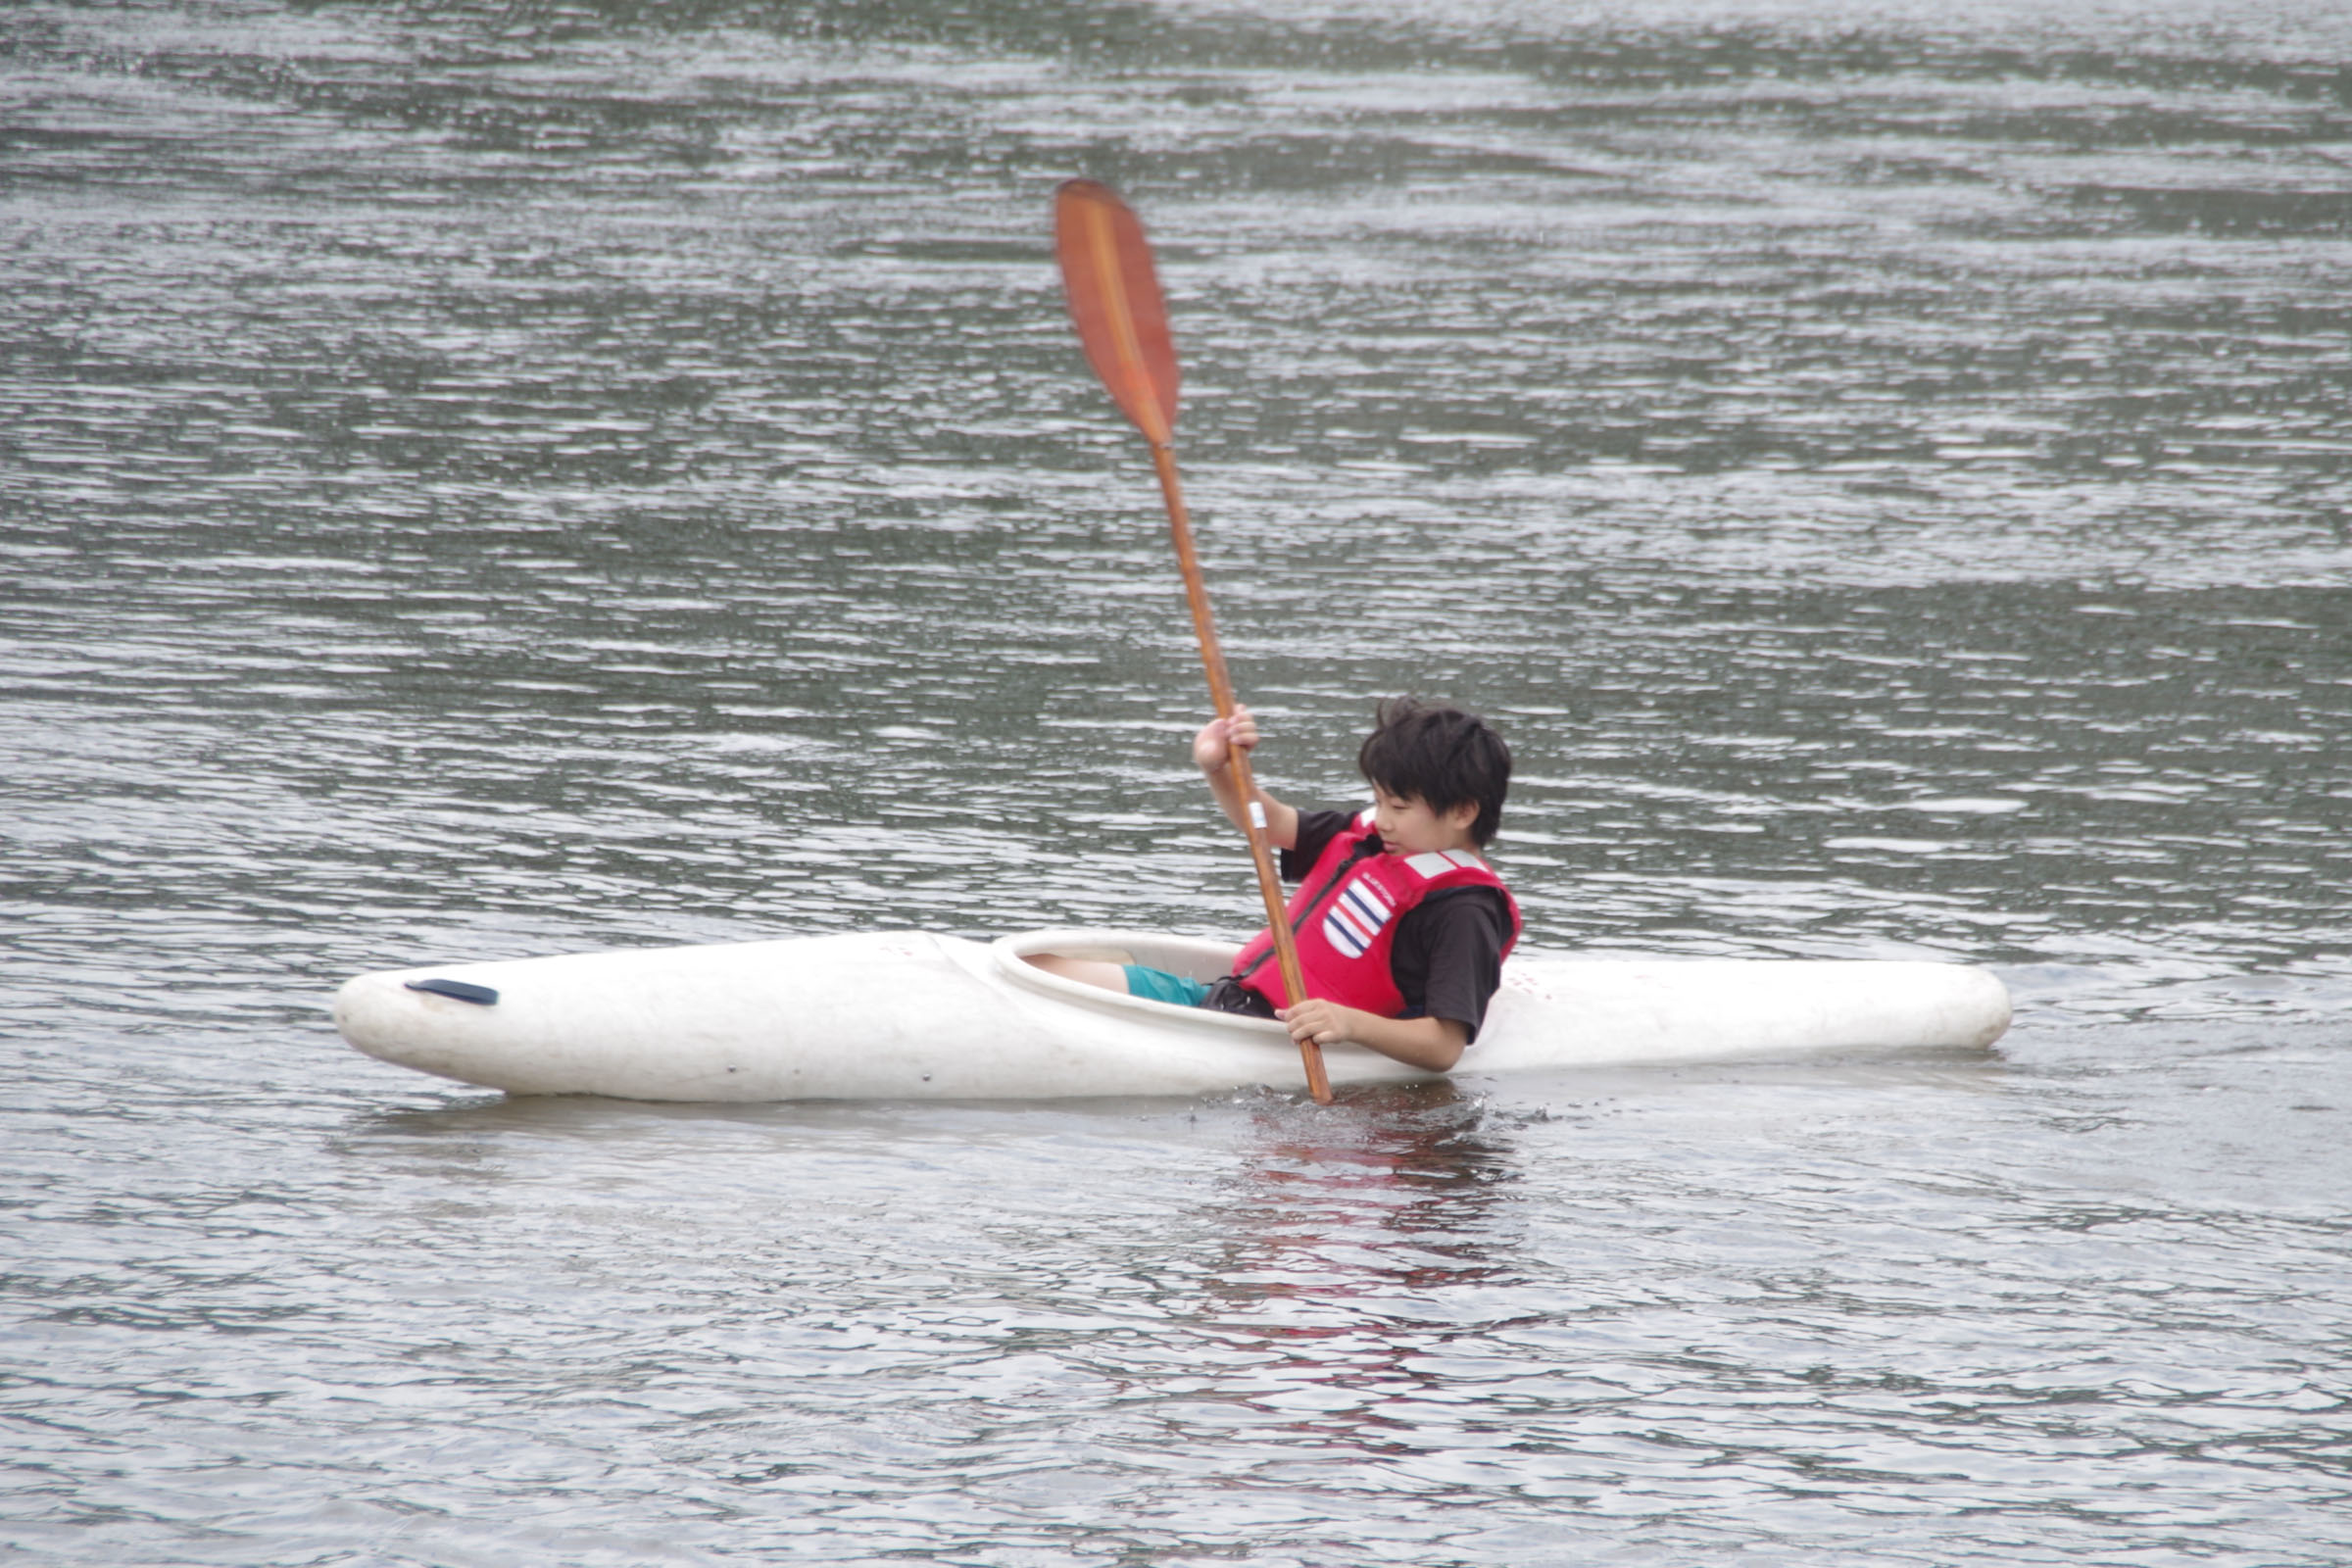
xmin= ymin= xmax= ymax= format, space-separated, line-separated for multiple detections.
xmin=406 ymin=978 xmax=499 ymax=1006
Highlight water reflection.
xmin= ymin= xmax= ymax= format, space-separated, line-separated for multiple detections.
xmin=1181 ymin=1082 xmax=1525 ymax=1465
xmin=1225 ymin=1080 xmax=1519 ymax=1280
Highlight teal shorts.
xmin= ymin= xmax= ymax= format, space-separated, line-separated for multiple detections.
xmin=1122 ymin=964 xmax=1212 ymax=1007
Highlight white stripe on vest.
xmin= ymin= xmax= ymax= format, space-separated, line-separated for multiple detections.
xmin=1405 ymin=849 xmax=1486 ymax=878
xmin=1323 ymin=880 xmax=1394 ymax=958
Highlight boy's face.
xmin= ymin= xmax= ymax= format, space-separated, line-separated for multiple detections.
xmin=1370 ymin=787 xmax=1481 ymax=857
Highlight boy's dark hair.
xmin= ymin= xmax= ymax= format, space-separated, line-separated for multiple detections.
xmin=1356 ymin=697 xmax=1511 ymax=848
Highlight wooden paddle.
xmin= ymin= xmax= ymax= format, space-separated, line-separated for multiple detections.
xmin=1054 ymin=177 xmax=1333 ymax=1104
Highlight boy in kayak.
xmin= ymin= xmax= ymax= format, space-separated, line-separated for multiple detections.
xmin=1031 ymin=698 xmax=1518 ymax=1072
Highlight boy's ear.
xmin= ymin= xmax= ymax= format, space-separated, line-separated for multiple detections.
xmin=1443 ymin=800 xmax=1480 ymax=834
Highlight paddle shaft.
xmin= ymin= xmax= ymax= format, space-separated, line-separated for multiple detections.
xmin=1055 ymin=178 xmax=1330 ymax=1103
xmin=1147 ymin=443 xmax=1332 ymax=1104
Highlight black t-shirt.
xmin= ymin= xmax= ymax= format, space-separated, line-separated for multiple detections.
xmin=1280 ymin=808 xmax=1514 ymax=1043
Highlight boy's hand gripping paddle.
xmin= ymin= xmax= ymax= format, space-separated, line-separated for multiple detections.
xmin=1054 ymin=177 xmax=1333 ymax=1105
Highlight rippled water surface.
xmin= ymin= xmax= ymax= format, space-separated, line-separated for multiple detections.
xmin=5 ymin=0 xmax=2349 ymax=1562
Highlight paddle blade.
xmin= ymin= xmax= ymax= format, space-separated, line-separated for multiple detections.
xmin=1054 ymin=179 xmax=1181 ymax=446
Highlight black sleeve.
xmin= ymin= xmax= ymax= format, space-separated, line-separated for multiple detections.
xmin=1279 ymin=808 xmax=1356 ymax=882
xmin=1388 ymin=888 xmax=1513 ymax=1044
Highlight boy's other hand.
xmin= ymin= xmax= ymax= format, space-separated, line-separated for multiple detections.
xmin=1279 ymin=997 xmax=1362 ymax=1050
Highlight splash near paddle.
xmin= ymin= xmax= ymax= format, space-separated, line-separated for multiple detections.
xmin=1053 ymin=178 xmax=1332 ymax=1104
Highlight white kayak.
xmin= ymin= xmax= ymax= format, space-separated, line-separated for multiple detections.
xmin=333 ymin=927 xmax=2012 ymax=1102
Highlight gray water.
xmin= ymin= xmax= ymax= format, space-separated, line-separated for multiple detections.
xmin=5 ymin=1 xmax=2350 ymax=1562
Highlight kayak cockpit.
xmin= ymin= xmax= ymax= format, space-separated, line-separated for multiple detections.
xmin=984 ymin=928 xmax=1278 ymax=1032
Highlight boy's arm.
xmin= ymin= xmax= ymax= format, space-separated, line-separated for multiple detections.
xmin=1278 ymin=1001 xmax=1467 ymax=1073
xmin=1193 ymin=704 xmax=1298 ymax=850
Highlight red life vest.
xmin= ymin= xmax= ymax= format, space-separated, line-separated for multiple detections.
xmin=1234 ymin=812 xmax=1520 ymax=1015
